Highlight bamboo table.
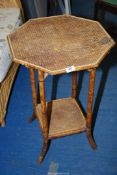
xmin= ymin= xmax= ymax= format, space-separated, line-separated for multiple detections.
xmin=8 ymin=15 xmax=115 ymax=163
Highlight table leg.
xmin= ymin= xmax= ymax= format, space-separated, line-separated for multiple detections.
xmin=38 ymin=70 xmax=49 ymax=163
xmin=86 ymin=69 xmax=97 ymax=149
xmin=72 ymin=72 xmax=77 ymax=99
xmin=29 ymin=68 xmax=38 ymax=122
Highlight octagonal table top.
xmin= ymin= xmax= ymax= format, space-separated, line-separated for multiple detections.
xmin=8 ymin=15 xmax=115 ymax=75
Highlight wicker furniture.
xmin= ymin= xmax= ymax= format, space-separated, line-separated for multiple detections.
xmin=8 ymin=15 xmax=115 ymax=163
xmin=0 ymin=0 xmax=23 ymax=14
xmin=0 ymin=0 xmax=23 ymax=127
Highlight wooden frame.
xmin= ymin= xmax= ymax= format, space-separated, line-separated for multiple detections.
xmin=0 ymin=0 xmax=23 ymax=15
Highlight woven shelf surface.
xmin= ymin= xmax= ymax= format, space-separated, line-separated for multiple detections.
xmin=8 ymin=15 xmax=115 ymax=74
xmin=37 ymin=98 xmax=86 ymax=139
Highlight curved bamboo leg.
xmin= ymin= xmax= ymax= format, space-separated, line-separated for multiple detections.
xmin=29 ymin=68 xmax=37 ymax=123
xmin=86 ymin=69 xmax=97 ymax=149
xmin=72 ymin=72 xmax=77 ymax=99
xmin=38 ymin=118 xmax=49 ymax=163
xmin=38 ymin=70 xmax=49 ymax=164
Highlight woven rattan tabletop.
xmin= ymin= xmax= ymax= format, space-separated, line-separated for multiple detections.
xmin=8 ymin=15 xmax=115 ymax=75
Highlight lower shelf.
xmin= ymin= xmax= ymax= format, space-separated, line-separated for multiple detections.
xmin=36 ymin=97 xmax=86 ymax=139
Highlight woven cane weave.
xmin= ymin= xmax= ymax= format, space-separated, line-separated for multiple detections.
xmin=8 ymin=15 xmax=115 ymax=75
xmin=36 ymin=97 xmax=86 ymax=139
xmin=0 ymin=63 xmax=19 ymax=126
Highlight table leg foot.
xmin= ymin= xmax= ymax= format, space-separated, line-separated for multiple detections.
xmin=38 ymin=140 xmax=49 ymax=164
xmin=28 ymin=113 xmax=36 ymax=123
xmin=86 ymin=69 xmax=97 ymax=150
xmin=0 ymin=119 xmax=5 ymax=127
xmin=86 ymin=129 xmax=97 ymax=149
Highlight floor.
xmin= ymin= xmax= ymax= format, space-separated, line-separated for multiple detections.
xmin=0 ymin=0 xmax=117 ymax=175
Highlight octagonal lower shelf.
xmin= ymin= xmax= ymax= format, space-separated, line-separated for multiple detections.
xmin=36 ymin=97 xmax=86 ymax=139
